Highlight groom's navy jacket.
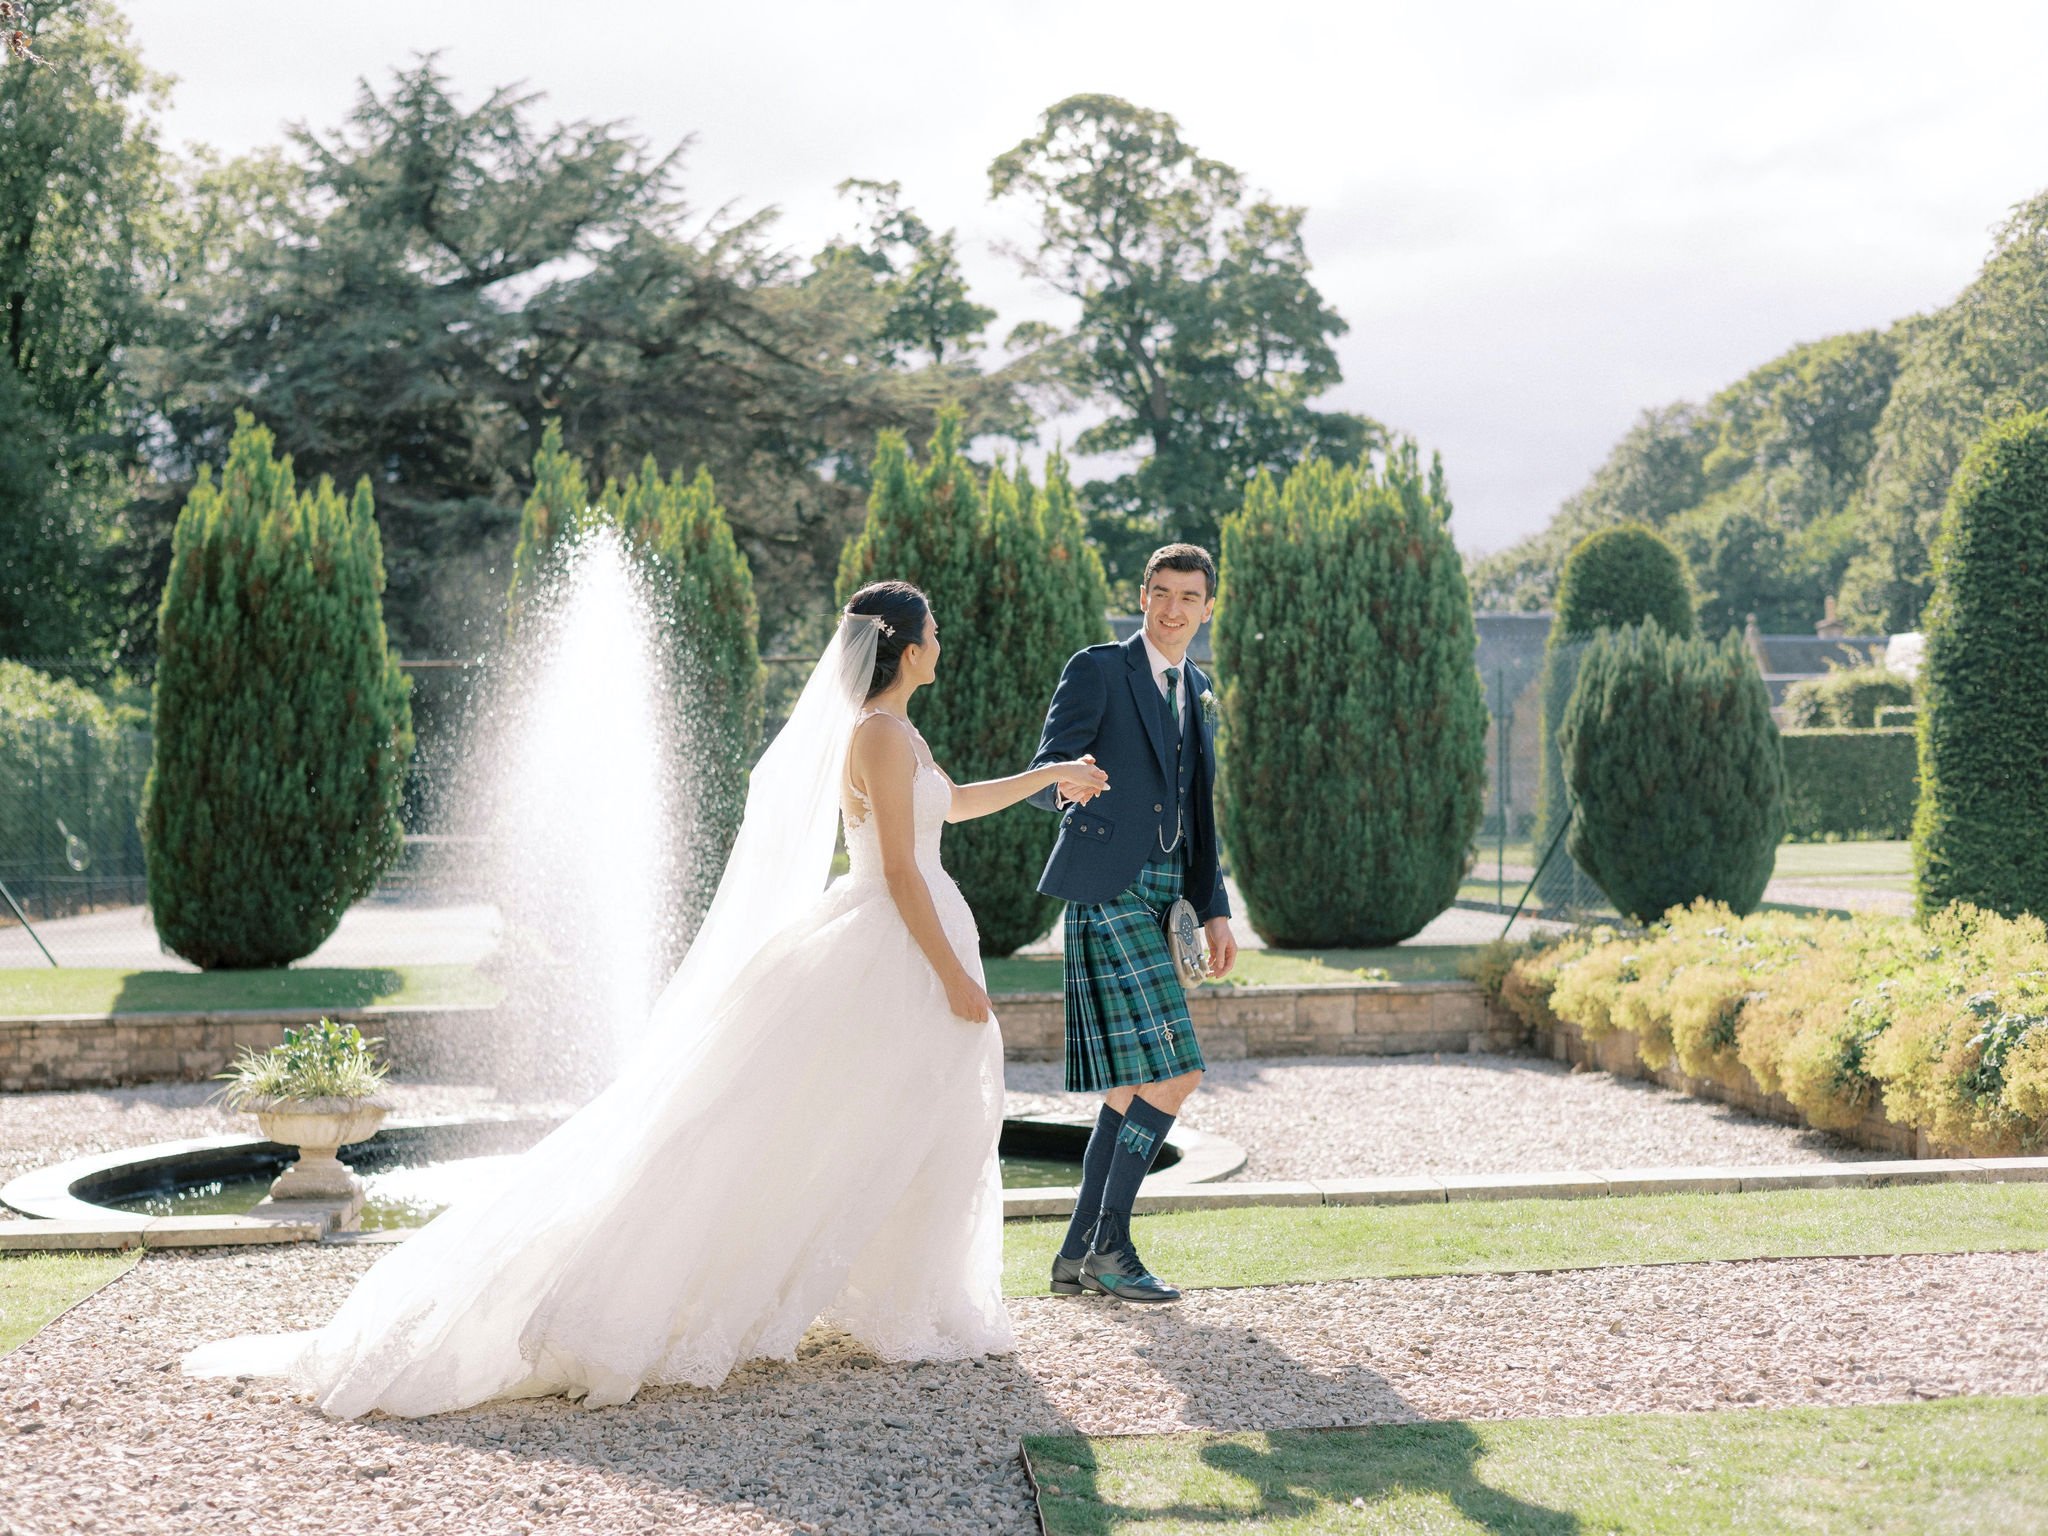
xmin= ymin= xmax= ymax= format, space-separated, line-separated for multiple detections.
xmin=1028 ymin=631 xmax=1230 ymax=924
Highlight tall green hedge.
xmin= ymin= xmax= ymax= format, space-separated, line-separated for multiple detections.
xmin=1535 ymin=526 xmax=1695 ymax=906
xmin=1783 ymin=664 xmax=1915 ymax=729
xmin=1781 ymin=728 xmax=1918 ymax=841
xmin=143 ymin=417 xmax=414 ymax=968
xmin=1561 ymin=623 xmax=1783 ymax=924
xmin=1915 ymin=408 xmax=2048 ymax=918
xmin=601 ymin=457 xmax=763 ymax=950
xmin=837 ymin=410 xmax=1109 ymax=955
xmin=1214 ymin=446 xmax=1488 ymax=946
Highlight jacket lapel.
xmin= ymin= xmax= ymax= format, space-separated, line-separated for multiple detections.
xmin=1124 ymin=633 xmax=1173 ymax=781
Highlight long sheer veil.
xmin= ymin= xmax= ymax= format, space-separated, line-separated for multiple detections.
xmin=632 ymin=612 xmax=881 ymax=1059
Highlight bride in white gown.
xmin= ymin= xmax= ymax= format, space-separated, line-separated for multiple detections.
xmin=184 ymin=581 xmax=1109 ymax=1417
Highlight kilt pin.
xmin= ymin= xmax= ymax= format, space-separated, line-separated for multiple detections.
xmin=1029 ymin=631 xmax=1231 ymax=1094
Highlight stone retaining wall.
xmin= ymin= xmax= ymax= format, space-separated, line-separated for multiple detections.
xmin=1532 ymin=1015 xmax=1928 ymax=1158
xmin=1 ymin=982 xmax=1520 ymax=1092
xmin=994 ymin=981 xmax=1518 ymax=1062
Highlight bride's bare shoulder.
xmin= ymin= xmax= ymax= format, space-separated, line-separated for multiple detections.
xmin=850 ymin=711 xmax=918 ymax=775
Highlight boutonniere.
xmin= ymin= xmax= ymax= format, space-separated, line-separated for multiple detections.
xmin=1199 ymin=688 xmax=1218 ymax=727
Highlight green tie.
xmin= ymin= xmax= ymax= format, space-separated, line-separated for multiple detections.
xmin=1164 ymin=666 xmax=1180 ymax=724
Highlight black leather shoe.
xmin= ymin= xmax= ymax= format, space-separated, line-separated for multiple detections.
xmin=1050 ymin=1252 xmax=1087 ymax=1295
xmin=1079 ymin=1212 xmax=1181 ymax=1304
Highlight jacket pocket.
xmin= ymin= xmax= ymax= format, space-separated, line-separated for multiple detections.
xmin=1061 ymin=808 xmax=1116 ymax=844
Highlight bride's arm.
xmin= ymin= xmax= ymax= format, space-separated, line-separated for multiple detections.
xmin=945 ymin=757 xmax=1108 ymax=824
xmin=852 ymin=718 xmax=993 ymax=1023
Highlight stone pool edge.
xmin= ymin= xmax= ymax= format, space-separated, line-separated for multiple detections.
xmin=6 ymin=1154 xmax=2045 ymax=1252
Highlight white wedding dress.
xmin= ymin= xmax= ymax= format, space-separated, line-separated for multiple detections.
xmin=185 ymin=622 xmax=1014 ymax=1417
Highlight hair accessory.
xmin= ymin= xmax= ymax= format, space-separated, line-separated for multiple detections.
xmin=845 ymin=609 xmax=896 ymax=639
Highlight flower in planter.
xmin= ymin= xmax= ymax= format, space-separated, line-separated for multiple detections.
xmin=215 ymin=1017 xmax=390 ymax=1110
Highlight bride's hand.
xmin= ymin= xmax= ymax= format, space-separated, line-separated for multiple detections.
xmin=1050 ymin=755 xmax=1109 ymax=803
xmin=944 ymin=969 xmax=994 ymax=1024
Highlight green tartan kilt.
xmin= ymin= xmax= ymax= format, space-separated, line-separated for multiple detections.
xmin=1061 ymin=854 xmax=1206 ymax=1094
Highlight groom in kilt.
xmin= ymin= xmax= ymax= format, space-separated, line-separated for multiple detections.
xmin=1029 ymin=544 xmax=1237 ymax=1303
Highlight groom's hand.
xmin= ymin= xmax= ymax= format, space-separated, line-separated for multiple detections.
xmin=1055 ymin=754 xmax=1108 ymax=806
xmin=1204 ymin=917 xmax=1238 ymax=980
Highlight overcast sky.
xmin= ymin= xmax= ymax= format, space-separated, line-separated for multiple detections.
xmin=125 ymin=0 xmax=2048 ymax=556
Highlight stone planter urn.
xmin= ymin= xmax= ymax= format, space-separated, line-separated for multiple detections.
xmin=247 ymin=1096 xmax=390 ymax=1229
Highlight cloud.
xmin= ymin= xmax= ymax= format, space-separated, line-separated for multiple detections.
xmin=124 ymin=0 xmax=2048 ymax=556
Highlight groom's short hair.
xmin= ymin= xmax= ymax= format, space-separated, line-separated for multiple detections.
xmin=1142 ymin=543 xmax=1217 ymax=599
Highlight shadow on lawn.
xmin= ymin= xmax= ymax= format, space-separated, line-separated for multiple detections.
xmin=109 ymin=966 xmax=405 ymax=1014
xmin=1031 ymin=1301 xmax=1577 ymax=1533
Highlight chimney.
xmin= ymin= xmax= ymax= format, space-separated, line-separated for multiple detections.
xmin=1815 ymin=593 xmax=1845 ymax=640
xmin=1744 ymin=612 xmax=1768 ymax=673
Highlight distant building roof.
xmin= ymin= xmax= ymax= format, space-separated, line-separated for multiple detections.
xmin=1749 ymin=635 xmax=1887 ymax=677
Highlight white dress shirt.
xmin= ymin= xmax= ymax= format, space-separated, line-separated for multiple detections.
xmin=1139 ymin=628 xmax=1187 ymax=722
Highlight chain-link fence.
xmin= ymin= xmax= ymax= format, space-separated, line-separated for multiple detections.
xmin=0 ymin=718 xmax=153 ymax=957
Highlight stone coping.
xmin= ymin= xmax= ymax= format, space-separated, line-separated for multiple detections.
xmin=5 ymin=1153 xmax=2044 ymax=1252
xmin=4 ymin=979 xmax=1479 ymax=1029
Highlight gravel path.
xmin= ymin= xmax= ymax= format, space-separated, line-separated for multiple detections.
xmin=1006 ymin=1052 xmax=1880 ymax=1178
xmin=4 ymin=1245 xmax=2045 ymax=1535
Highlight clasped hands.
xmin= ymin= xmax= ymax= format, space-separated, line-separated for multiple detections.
xmin=1052 ymin=754 xmax=1110 ymax=806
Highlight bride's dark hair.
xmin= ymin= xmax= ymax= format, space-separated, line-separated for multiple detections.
xmin=845 ymin=581 xmax=931 ymax=699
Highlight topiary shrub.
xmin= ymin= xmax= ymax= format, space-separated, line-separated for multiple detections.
xmin=604 ymin=457 xmax=763 ymax=952
xmin=1534 ymin=526 xmax=1694 ymax=907
xmin=1874 ymin=705 xmax=1919 ymax=730
xmin=505 ymin=420 xmax=596 ymax=638
xmin=1780 ymin=728 xmax=1918 ymax=841
xmin=143 ymin=416 xmax=414 ymax=968
xmin=838 ymin=410 xmax=1110 ymax=955
xmin=1560 ymin=622 xmax=1783 ymax=924
xmin=1781 ymin=663 xmax=1914 ymax=729
xmin=1214 ymin=444 xmax=1489 ymax=946
xmin=1914 ymin=408 xmax=2048 ymax=920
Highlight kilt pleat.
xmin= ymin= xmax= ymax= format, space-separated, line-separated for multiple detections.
xmin=1061 ymin=855 xmax=1206 ymax=1093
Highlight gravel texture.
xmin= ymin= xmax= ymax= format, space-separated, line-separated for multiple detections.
xmin=4 ymin=1244 xmax=2045 ymax=1534
xmin=1005 ymin=1052 xmax=1881 ymax=1179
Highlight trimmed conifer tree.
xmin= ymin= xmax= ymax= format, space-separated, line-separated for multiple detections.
xmin=607 ymin=456 xmax=764 ymax=947
xmin=143 ymin=416 xmax=414 ymax=968
xmin=1534 ymin=525 xmax=1695 ymax=907
xmin=1560 ymin=623 xmax=1783 ymax=924
xmin=505 ymin=420 xmax=593 ymax=635
xmin=1914 ymin=408 xmax=2048 ymax=919
xmin=837 ymin=410 xmax=1110 ymax=954
xmin=1214 ymin=445 xmax=1489 ymax=946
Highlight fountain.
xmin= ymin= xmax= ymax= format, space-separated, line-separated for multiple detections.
xmin=461 ymin=528 xmax=675 ymax=1093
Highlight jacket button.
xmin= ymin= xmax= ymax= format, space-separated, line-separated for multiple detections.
xmin=1153 ymin=803 xmax=1163 ymax=813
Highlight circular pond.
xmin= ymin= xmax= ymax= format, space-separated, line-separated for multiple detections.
xmin=81 ymin=1116 xmax=1155 ymax=1232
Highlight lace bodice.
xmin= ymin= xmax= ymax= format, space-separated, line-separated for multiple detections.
xmin=844 ymin=735 xmax=953 ymax=884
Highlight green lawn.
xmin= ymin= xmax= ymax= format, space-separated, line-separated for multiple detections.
xmin=1027 ymin=1396 xmax=2048 ymax=1534
xmin=0 ymin=964 xmax=501 ymax=1019
xmin=999 ymin=1183 xmax=2048 ymax=1296
xmin=985 ymin=946 xmax=1482 ymax=995
xmin=1771 ymin=839 xmax=1913 ymax=886
xmin=0 ymin=1250 xmax=140 ymax=1356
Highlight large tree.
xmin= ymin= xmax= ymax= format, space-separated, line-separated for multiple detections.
xmin=1842 ymin=192 xmax=2048 ymax=632
xmin=0 ymin=0 xmax=170 ymax=662
xmin=144 ymin=58 xmax=1017 ymax=657
xmin=990 ymin=94 xmax=1379 ymax=581
xmin=1472 ymin=329 xmax=1898 ymax=625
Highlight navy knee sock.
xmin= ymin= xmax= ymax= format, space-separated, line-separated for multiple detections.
xmin=1059 ymin=1104 xmax=1124 ymax=1260
xmin=1095 ymin=1097 xmax=1176 ymax=1232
